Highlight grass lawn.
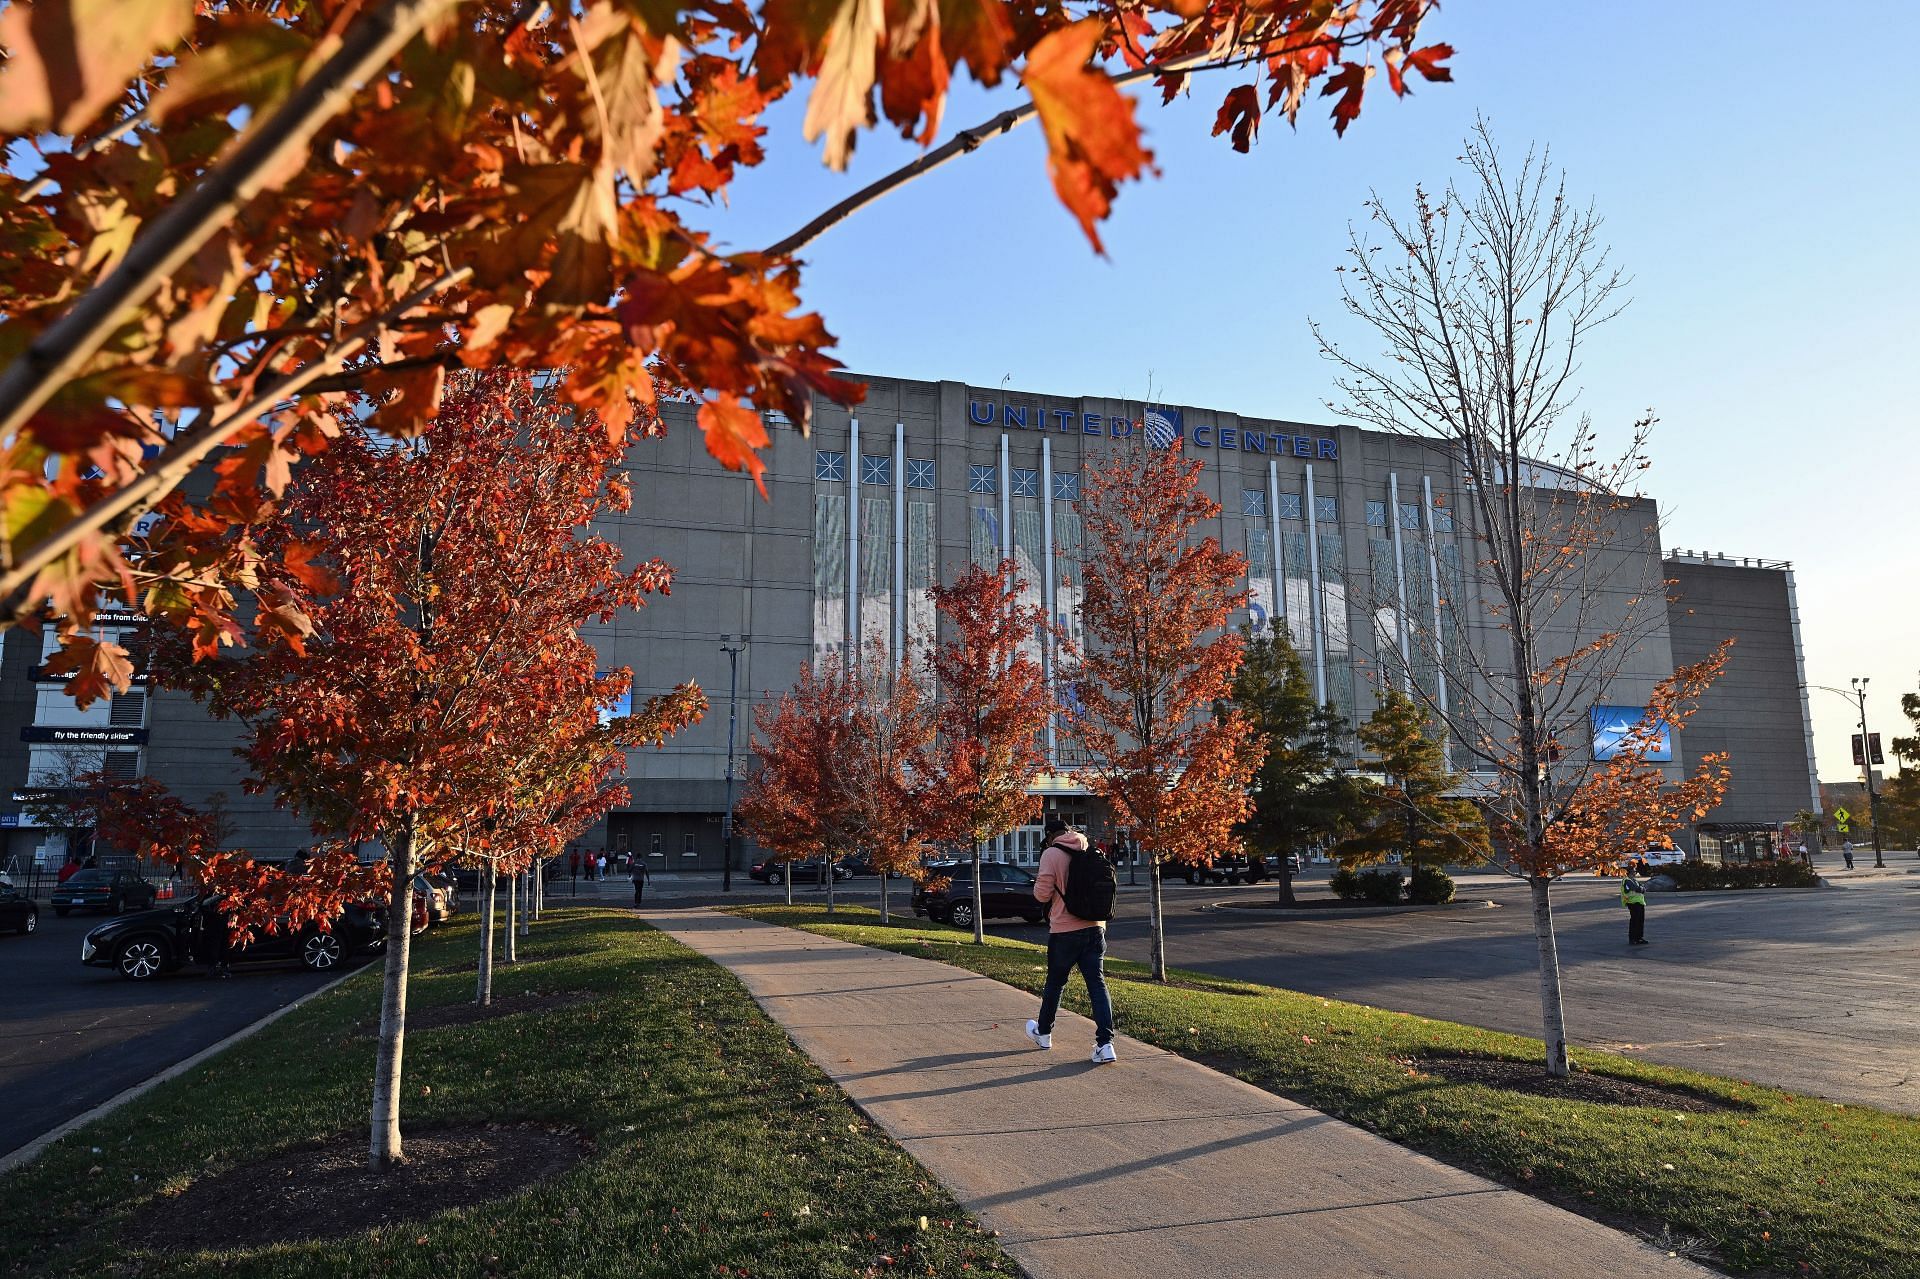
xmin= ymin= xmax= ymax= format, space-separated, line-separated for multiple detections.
xmin=730 ymin=904 xmax=1920 ymax=1279
xmin=0 ymin=907 xmax=1020 ymax=1278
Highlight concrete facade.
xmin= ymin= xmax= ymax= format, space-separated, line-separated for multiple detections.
xmin=0 ymin=375 xmax=1821 ymax=873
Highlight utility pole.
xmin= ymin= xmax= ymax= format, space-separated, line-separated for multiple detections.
xmin=720 ymin=635 xmax=750 ymax=892
xmin=1852 ymin=676 xmax=1885 ymax=869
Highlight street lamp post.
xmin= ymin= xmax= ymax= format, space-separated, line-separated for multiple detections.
xmin=1851 ymin=677 xmax=1885 ymax=869
xmin=719 ymin=635 xmax=749 ymax=892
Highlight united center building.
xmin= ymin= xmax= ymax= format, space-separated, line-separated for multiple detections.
xmin=0 ymin=375 xmax=1822 ymax=874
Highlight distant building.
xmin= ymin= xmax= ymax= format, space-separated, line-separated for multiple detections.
xmin=0 ymin=375 xmax=1824 ymax=873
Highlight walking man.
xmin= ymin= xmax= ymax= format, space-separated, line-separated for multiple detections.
xmin=630 ymin=857 xmax=649 ymax=906
xmin=1842 ymin=839 xmax=1855 ymax=871
xmin=1026 ymin=823 xmax=1119 ymax=1063
xmin=1622 ymin=865 xmax=1649 ymax=946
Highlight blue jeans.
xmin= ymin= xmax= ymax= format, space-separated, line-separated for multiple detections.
xmin=1036 ymin=926 xmax=1113 ymax=1047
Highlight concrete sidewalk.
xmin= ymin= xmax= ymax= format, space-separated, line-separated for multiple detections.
xmin=643 ymin=907 xmax=1711 ymax=1279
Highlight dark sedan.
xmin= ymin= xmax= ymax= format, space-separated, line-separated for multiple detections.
xmin=912 ymin=861 xmax=1047 ymax=931
xmin=81 ymin=895 xmax=386 ymax=981
xmin=0 ymin=883 xmax=37 ymax=936
xmin=51 ymin=868 xmax=159 ymax=916
xmin=748 ymin=857 xmax=853 ymax=885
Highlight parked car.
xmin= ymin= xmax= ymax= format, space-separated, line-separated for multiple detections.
xmin=414 ymin=870 xmax=459 ymax=924
xmin=749 ymin=857 xmax=853 ymax=885
xmin=912 ymin=861 xmax=1047 ymax=930
xmin=51 ymin=868 xmax=159 ymax=916
xmin=81 ymin=895 xmax=386 ymax=981
xmin=1639 ymin=848 xmax=1688 ymax=867
xmin=0 ymin=882 xmax=37 ymax=936
xmin=1159 ymin=853 xmax=1267 ymax=886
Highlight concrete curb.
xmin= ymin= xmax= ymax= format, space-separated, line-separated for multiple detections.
xmin=0 ymin=965 xmax=364 ymax=1177
xmin=1208 ymin=898 xmax=1500 ymax=918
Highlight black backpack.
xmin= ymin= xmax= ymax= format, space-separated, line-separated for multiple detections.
xmin=1061 ymin=844 xmax=1118 ymax=922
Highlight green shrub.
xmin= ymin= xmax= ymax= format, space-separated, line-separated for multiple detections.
xmin=1662 ymin=859 xmax=1820 ymax=891
xmin=1358 ymin=867 xmax=1405 ymax=905
xmin=1407 ymin=863 xmax=1456 ymax=904
xmin=1329 ymin=867 xmax=1363 ymax=900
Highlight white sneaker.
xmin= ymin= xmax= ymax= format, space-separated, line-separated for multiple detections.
xmin=1090 ymin=1043 xmax=1117 ymax=1065
xmin=1025 ymin=1020 xmax=1052 ymax=1050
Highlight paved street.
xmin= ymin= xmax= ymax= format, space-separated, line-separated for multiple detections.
xmin=0 ymin=908 xmax=369 ymax=1161
xmin=1101 ymin=870 xmax=1920 ymax=1114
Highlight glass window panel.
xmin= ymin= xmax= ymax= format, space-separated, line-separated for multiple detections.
xmin=1010 ymin=468 xmax=1039 ymax=498
xmin=1316 ymin=495 xmax=1339 ymax=523
xmin=968 ymin=464 xmax=997 ymax=494
xmin=1051 ymin=471 xmax=1079 ymax=502
xmin=1365 ymin=500 xmax=1387 ymax=527
xmin=1242 ymin=489 xmax=1267 ymax=518
xmin=1398 ymin=501 xmax=1421 ymax=530
xmin=1278 ymin=492 xmax=1302 ymax=519
xmin=861 ymin=454 xmax=891 ymax=486
xmin=814 ymin=450 xmax=845 ymax=482
xmin=812 ymin=493 xmax=847 ymax=660
xmin=970 ymin=506 xmax=1000 ymax=566
xmin=906 ymin=458 xmax=935 ymax=489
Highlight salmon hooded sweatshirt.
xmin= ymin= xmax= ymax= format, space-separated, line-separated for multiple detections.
xmin=1034 ymin=830 xmax=1102 ymax=933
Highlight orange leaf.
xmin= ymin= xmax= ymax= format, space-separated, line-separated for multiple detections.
xmin=1320 ymin=62 xmax=1371 ymax=137
xmin=1023 ymin=19 xmax=1154 ymax=255
xmin=42 ymin=634 xmax=134 ymax=709
xmin=697 ymin=396 xmax=771 ymax=497
xmin=1211 ymin=83 xmax=1260 ymax=153
xmin=0 ymin=0 xmax=192 ymax=134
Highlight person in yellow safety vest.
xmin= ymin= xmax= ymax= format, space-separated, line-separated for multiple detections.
xmin=1621 ymin=867 xmax=1649 ymax=946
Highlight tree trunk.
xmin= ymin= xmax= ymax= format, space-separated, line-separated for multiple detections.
xmin=475 ymin=863 xmax=496 ymax=1007
xmin=784 ymin=866 xmax=793 ymax=906
xmin=970 ymin=839 xmax=985 ymax=944
xmin=1529 ymin=875 xmax=1571 ymax=1077
xmin=369 ymin=838 xmax=417 ymax=1170
xmin=518 ymin=871 xmax=531 ymax=937
xmin=530 ymin=863 xmax=542 ymax=920
xmin=878 ymin=865 xmax=890 ymax=925
xmin=1275 ymin=857 xmax=1298 ymax=906
xmin=1147 ymin=853 xmax=1167 ymax=981
xmin=504 ymin=868 xmax=518 ymax=965
xmin=826 ymin=856 xmax=837 ymax=916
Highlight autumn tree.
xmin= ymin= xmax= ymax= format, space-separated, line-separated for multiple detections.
xmin=1315 ymin=122 xmax=1731 ymax=1075
xmin=927 ymin=562 xmax=1052 ymax=944
xmin=843 ymin=656 xmax=942 ymax=925
xmin=0 ymin=0 xmax=1453 ymax=704
xmin=147 ymin=370 xmax=702 ymax=1167
xmin=1335 ymin=690 xmax=1489 ymax=869
xmin=1064 ymin=445 xmax=1262 ymax=981
xmin=1225 ymin=626 xmax=1371 ymax=905
xmin=736 ymin=655 xmax=864 ymax=913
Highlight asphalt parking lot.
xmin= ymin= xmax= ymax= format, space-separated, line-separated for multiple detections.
xmin=0 ymin=906 xmax=369 ymax=1162
xmin=1101 ymin=869 xmax=1920 ymax=1114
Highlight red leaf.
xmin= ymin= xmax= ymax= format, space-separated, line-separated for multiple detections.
xmin=697 ymin=395 xmax=772 ymax=497
xmin=283 ymin=540 xmax=338 ymax=595
xmin=42 ymin=634 xmax=134 ymax=709
xmin=1320 ymin=62 xmax=1371 ymax=137
xmin=1211 ymin=84 xmax=1260 ymax=153
xmin=1023 ymin=19 xmax=1154 ymax=255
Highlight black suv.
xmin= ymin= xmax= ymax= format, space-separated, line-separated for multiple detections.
xmin=51 ymin=868 xmax=159 ymax=916
xmin=1160 ymin=853 xmax=1269 ymax=886
xmin=81 ymin=895 xmax=386 ymax=981
xmin=912 ymin=861 xmax=1047 ymax=931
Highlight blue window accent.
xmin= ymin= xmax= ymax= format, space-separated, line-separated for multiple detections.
xmin=968 ymin=464 xmax=997 ymax=494
xmin=1051 ymin=471 xmax=1079 ymax=502
xmin=1278 ymin=492 xmax=1303 ymax=519
xmin=1365 ymin=500 xmax=1387 ymax=527
xmin=1241 ymin=489 xmax=1267 ymax=518
xmin=1010 ymin=468 xmax=1039 ymax=498
xmin=1397 ymin=501 xmax=1422 ymax=530
xmin=1315 ymin=495 xmax=1339 ymax=523
xmin=1432 ymin=502 xmax=1455 ymax=532
xmin=906 ymin=458 xmax=935 ymax=490
xmin=814 ymin=450 xmax=846 ymax=482
xmin=861 ymin=454 xmax=891 ymax=486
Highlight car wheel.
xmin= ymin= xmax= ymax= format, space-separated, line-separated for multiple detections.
xmin=302 ymin=931 xmax=343 ymax=971
xmin=53 ymin=905 xmax=70 ymax=917
xmin=118 ymin=937 xmax=169 ymax=981
xmin=948 ymin=900 xmax=975 ymax=930
xmin=769 ymin=868 xmax=784 ymax=884
xmin=21 ymin=907 xmax=37 ymax=935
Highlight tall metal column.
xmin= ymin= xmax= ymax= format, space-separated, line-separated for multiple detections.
xmin=1303 ymin=463 xmax=1327 ymax=705
xmin=1387 ymin=472 xmax=1412 ymax=691
xmin=1041 ymin=436 xmax=1058 ymax=766
xmin=893 ymin=421 xmax=906 ymax=673
xmin=846 ymin=417 xmax=860 ymax=661
xmin=998 ymin=432 xmax=1012 ymax=563
xmin=1422 ymin=475 xmax=1452 ymax=769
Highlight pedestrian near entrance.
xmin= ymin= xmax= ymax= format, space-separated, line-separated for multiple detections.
xmin=1842 ymin=839 xmax=1855 ymax=871
xmin=1622 ymin=867 xmax=1649 ymax=945
xmin=630 ymin=858 xmax=649 ymax=906
xmin=1026 ymin=825 xmax=1119 ymax=1063
xmin=596 ymin=852 xmax=608 ymax=881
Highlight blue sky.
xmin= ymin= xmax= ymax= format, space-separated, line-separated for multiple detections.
xmin=697 ymin=0 xmax=1920 ymax=782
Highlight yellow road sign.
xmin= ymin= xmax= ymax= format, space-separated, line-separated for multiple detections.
xmin=1832 ymin=806 xmax=1852 ymax=824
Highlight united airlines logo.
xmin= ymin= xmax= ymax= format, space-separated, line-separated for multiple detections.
xmin=1143 ymin=407 xmax=1183 ymax=449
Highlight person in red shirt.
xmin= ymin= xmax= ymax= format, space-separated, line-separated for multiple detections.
xmin=568 ymin=848 xmax=581 ymax=878
xmin=56 ymin=856 xmax=82 ymax=883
